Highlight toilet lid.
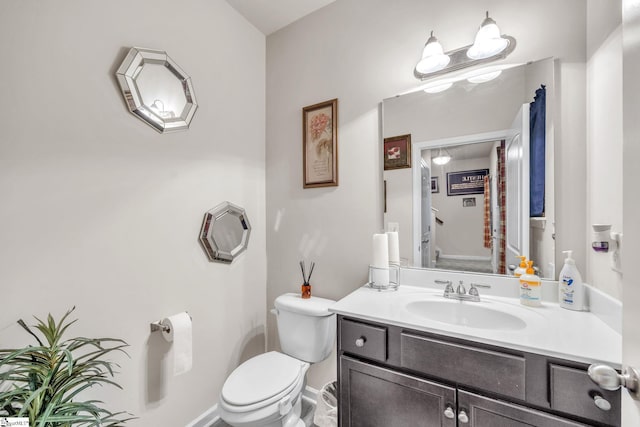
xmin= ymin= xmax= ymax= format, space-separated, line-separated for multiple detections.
xmin=221 ymin=351 xmax=304 ymax=407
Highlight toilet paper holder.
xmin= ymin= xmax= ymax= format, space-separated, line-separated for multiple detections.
xmin=150 ymin=312 xmax=192 ymax=334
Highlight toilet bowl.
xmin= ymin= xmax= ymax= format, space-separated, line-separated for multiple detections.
xmin=219 ymin=352 xmax=309 ymax=427
xmin=219 ymin=293 xmax=336 ymax=427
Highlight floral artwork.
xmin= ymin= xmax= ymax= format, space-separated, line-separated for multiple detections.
xmin=383 ymin=134 xmax=412 ymax=170
xmin=303 ymin=99 xmax=338 ymax=188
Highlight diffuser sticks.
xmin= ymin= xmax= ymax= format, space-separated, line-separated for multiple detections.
xmin=299 ymin=260 xmax=315 ymax=299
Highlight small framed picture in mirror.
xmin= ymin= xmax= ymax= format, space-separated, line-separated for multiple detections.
xmin=463 ymin=197 xmax=476 ymax=207
xmin=431 ymin=176 xmax=439 ymax=193
xmin=383 ymin=134 xmax=411 ymax=170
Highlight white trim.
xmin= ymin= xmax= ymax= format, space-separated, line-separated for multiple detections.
xmin=412 ymin=130 xmax=510 ymax=266
xmin=185 ymin=403 xmax=219 ymax=427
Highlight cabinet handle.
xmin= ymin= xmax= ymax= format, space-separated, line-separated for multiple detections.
xmin=593 ymin=395 xmax=612 ymax=411
xmin=458 ymin=409 xmax=469 ymax=424
xmin=443 ymin=406 xmax=455 ymax=419
xmin=355 ymin=337 xmax=366 ymax=348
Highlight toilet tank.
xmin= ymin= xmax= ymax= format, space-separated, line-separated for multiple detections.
xmin=274 ymin=293 xmax=336 ymax=363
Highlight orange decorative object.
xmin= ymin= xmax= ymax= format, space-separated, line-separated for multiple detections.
xmin=301 ymin=283 xmax=311 ymax=299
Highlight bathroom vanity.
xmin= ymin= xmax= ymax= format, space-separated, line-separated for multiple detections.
xmin=331 ymin=279 xmax=621 ymax=427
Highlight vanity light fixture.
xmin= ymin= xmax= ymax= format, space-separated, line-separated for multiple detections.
xmin=467 ymin=12 xmax=510 ymax=60
xmin=432 ymin=148 xmax=452 ymax=165
xmin=414 ymin=12 xmax=515 ymax=81
xmin=415 ymin=31 xmax=450 ymax=74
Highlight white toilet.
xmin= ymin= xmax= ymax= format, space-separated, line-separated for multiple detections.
xmin=219 ymin=293 xmax=336 ymax=427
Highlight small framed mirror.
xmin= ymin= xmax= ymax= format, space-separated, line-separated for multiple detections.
xmin=199 ymin=202 xmax=251 ymax=263
xmin=115 ymin=47 xmax=198 ymax=133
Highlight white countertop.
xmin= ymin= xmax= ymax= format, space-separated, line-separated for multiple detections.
xmin=330 ymin=284 xmax=622 ymax=367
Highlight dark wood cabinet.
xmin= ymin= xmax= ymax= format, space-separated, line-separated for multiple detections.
xmin=337 ymin=315 xmax=620 ymax=427
xmin=340 ymin=356 xmax=456 ymax=427
xmin=458 ymin=389 xmax=588 ymax=427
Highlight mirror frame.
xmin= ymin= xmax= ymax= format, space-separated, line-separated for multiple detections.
xmin=199 ymin=202 xmax=251 ymax=264
xmin=383 ymin=59 xmax=555 ymax=278
xmin=115 ymin=47 xmax=198 ymax=133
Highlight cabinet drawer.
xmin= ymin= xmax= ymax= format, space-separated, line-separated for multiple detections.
xmin=340 ymin=318 xmax=387 ymax=362
xmin=550 ymin=364 xmax=621 ymax=426
xmin=400 ymin=332 xmax=526 ymax=400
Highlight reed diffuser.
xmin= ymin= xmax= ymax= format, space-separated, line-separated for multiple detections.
xmin=299 ymin=260 xmax=315 ymax=299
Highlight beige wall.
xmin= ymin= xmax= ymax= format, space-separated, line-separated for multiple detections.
xmin=431 ymin=157 xmax=491 ymax=258
xmin=587 ymin=0 xmax=623 ymax=299
xmin=266 ymin=0 xmax=589 ymax=389
xmin=0 ymin=1 xmax=266 ymax=425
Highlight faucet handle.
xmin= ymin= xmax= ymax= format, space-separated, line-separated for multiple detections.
xmin=436 ymin=279 xmax=454 ymax=295
xmin=470 ymin=283 xmax=491 ymax=289
xmin=468 ymin=283 xmax=490 ymax=300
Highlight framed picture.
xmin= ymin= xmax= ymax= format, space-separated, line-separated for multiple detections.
xmin=447 ymin=169 xmax=489 ymax=196
xmin=463 ymin=197 xmax=476 ymax=207
xmin=431 ymin=176 xmax=439 ymax=193
xmin=383 ymin=134 xmax=411 ymax=170
xmin=303 ymin=98 xmax=338 ymax=188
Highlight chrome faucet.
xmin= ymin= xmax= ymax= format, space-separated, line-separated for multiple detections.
xmin=437 ymin=280 xmax=491 ymax=302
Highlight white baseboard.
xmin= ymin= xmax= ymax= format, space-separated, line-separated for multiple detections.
xmin=185 ymin=403 xmax=219 ymax=427
xmin=186 ymin=385 xmax=320 ymax=427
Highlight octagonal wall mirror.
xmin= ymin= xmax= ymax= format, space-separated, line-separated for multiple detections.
xmin=115 ymin=47 xmax=198 ymax=133
xmin=199 ymin=202 xmax=251 ymax=263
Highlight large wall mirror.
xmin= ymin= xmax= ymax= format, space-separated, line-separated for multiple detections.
xmin=383 ymin=58 xmax=555 ymax=279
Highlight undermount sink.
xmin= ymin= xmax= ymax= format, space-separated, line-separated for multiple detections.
xmin=405 ymin=299 xmax=527 ymax=330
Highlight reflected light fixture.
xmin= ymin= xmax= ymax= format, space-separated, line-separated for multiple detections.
xmin=415 ymin=31 xmax=450 ymax=74
xmin=423 ymin=81 xmax=453 ymax=94
xmin=467 ymin=69 xmax=503 ymax=83
xmin=467 ymin=11 xmax=510 ymax=60
xmin=432 ymin=148 xmax=452 ymax=165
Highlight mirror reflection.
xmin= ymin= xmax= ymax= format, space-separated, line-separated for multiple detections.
xmin=199 ymin=202 xmax=251 ymax=263
xmin=115 ymin=47 xmax=198 ymax=133
xmin=383 ymin=58 xmax=555 ymax=278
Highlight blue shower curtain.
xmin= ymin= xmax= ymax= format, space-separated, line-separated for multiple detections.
xmin=530 ymin=85 xmax=546 ymax=217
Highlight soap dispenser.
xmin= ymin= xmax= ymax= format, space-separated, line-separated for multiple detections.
xmin=514 ymin=256 xmax=527 ymax=277
xmin=558 ymin=250 xmax=584 ymax=311
xmin=519 ymin=260 xmax=542 ymax=307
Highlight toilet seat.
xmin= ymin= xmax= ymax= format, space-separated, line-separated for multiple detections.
xmin=220 ymin=351 xmax=309 ymax=413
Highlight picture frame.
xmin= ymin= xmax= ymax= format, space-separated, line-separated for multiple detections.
xmin=383 ymin=134 xmax=412 ymax=170
xmin=463 ymin=197 xmax=477 ymax=207
xmin=447 ymin=169 xmax=489 ymax=196
xmin=303 ymin=98 xmax=338 ymax=188
xmin=431 ymin=176 xmax=439 ymax=193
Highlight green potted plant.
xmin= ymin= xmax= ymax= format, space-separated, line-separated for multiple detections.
xmin=0 ymin=307 xmax=133 ymax=426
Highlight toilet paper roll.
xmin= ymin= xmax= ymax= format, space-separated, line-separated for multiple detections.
xmin=161 ymin=312 xmax=192 ymax=376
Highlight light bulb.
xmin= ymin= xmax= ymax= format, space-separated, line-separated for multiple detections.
xmin=467 ymin=12 xmax=509 ymax=60
xmin=415 ymin=31 xmax=450 ymax=74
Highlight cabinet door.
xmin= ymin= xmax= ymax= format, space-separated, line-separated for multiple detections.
xmin=457 ymin=390 xmax=590 ymax=427
xmin=339 ymin=356 xmax=456 ymax=427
